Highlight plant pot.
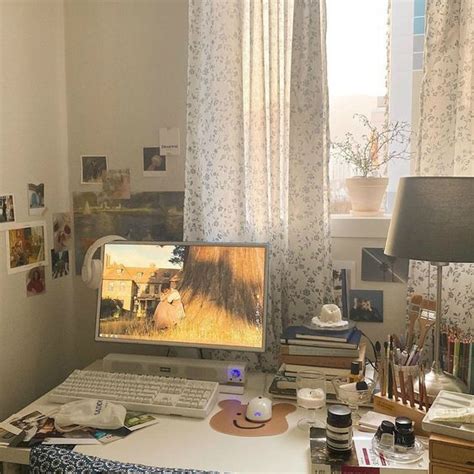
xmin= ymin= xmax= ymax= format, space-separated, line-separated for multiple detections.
xmin=345 ymin=177 xmax=389 ymax=216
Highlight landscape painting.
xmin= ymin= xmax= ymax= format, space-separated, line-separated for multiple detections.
xmin=98 ymin=243 xmax=266 ymax=350
xmin=73 ymin=192 xmax=184 ymax=273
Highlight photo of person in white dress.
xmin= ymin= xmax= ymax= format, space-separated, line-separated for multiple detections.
xmin=153 ymin=283 xmax=185 ymax=330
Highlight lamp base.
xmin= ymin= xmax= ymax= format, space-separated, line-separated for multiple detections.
xmin=424 ymin=369 xmax=468 ymax=398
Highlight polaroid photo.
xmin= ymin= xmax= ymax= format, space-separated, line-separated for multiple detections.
xmin=27 ymin=183 xmax=45 ymax=215
xmin=51 ymin=249 xmax=69 ymax=279
xmin=349 ymin=289 xmax=383 ymax=323
xmin=81 ymin=155 xmax=107 ymax=184
xmin=6 ymin=221 xmax=48 ymax=274
xmin=53 ymin=212 xmax=73 ymax=252
xmin=143 ymin=147 xmax=166 ymax=176
xmin=0 ymin=193 xmax=16 ymax=228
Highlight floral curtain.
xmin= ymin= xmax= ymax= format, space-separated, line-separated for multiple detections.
xmin=408 ymin=0 xmax=473 ymax=337
xmin=185 ymin=0 xmax=332 ymax=369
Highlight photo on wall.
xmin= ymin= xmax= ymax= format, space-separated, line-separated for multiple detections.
xmin=0 ymin=194 xmax=15 ymax=227
xmin=349 ymin=289 xmax=383 ymax=322
xmin=27 ymin=183 xmax=45 ymax=215
xmin=102 ymin=169 xmax=131 ymax=199
xmin=7 ymin=222 xmax=48 ymax=274
xmin=81 ymin=156 xmax=107 ymax=184
xmin=53 ymin=212 xmax=72 ymax=252
xmin=51 ymin=250 xmax=69 ymax=279
xmin=72 ymin=191 xmax=184 ymax=274
xmin=143 ymin=147 xmax=166 ymax=176
xmin=26 ymin=266 xmax=46 ymax=297
xmin=361 ymin=247 xmax=409 ymax=283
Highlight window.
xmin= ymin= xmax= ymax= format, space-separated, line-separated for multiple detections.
xmin=327 ymin=0 xmax=424 ymax=214
xmin=120 ymin=281 xmax=127 ymax=291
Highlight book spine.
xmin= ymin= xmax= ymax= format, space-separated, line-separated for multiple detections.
xmin=281 ymin=344 xmax=359 ymax=357
xmin=281 ymin=354 xmax=353 ymax=369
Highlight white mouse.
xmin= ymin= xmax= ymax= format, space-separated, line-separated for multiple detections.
xmin=246 ymin=396 xmax=272 ymax=422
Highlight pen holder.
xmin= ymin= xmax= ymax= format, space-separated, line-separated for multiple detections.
xmin=394 ymin=365 xmax=419 ymax=387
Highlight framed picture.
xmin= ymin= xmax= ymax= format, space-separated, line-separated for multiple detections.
xmin=349 ymin=289 xmax=383 ymax=322
xmin=81 ymin=155 xmax=107 ymax=184
xmin=361 ymin=247 xmax=409 ymax=283
xmin=6 ymin=222 xmax=48 ymax=274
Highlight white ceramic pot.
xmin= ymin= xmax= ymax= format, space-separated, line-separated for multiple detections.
xmin=345 ymin=177 xmax=389 ymax=216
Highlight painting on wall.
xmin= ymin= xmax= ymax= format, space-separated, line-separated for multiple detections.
xmin=143 ymin=147 xmax=166 ymax=176
xmin=73 ymin=191 xmax=184 ymax=273
xmin=81 ymin=155 xmax=107 ymax=184
xmin=0 ymin=194 xmax=15 ymax=227
xmin=7 ymin=222 xmax=48 ymax=274
xmin=349 ymin=289 xmax=383 ymax=323
xmin=361 ymin=247 xmax=409 ymax=283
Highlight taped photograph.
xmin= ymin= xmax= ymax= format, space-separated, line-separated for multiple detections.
xmin=0 ymin=194 xmax=15 ymax=228
xmin=81 ymin=155 xmax=107 ymax=184
xmin=143 ymin=147 xmax=166 ymax=176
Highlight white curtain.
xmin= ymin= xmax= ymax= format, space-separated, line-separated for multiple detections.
xmin=185 ymin=0 xmax=332 ymax=369
xmin=409 ymin=0 xmax=473 ymax=336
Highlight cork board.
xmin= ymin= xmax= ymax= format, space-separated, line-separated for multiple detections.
xmin=209 ymin=399 xmax=296 ymax=437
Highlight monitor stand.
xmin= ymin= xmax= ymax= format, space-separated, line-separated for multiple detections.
xmin=102 ymin=353 xmax=247 ymax=394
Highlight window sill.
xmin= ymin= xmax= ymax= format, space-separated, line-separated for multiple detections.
xmin=330 ymin=214 xmax=391 ymax=239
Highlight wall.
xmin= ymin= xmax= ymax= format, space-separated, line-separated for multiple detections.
xmin=63 ymin=0 xmax=189 ymax=368
xmin=0 ymin=0 xmax=74 ymax=419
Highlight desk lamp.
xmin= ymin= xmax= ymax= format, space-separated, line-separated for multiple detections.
xmin=384 ymin=177 xmax=474 ymax=396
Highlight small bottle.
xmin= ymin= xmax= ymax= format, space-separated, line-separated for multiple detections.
xmin=326 ymin=405 xmax=353 ymax=458
xmin=394 ymin=417 xmax=415 ymax=451
xmin=349 ymin=361 xmax=361 ymax=383
xmin=375 ymin=420 xmax=395 ymax=449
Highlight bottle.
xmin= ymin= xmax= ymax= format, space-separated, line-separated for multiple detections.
xmin=326 ymin=405 xmax=352 ymax=458
xmin=349 ymin=361 xmax=361 ymax=383
xmin=375 ymin=420 xmax=395 ymax=449
xmin=394 ymin=417 xmax=415 ymax=451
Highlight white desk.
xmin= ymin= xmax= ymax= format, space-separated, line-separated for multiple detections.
xmin=0 ymin=362 xmax=312 ymax=473
xmin=0 ymin=361 xmax=429 ymax=473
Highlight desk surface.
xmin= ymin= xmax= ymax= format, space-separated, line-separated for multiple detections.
xmin=0 ymin=361 xmax=429 ymax=473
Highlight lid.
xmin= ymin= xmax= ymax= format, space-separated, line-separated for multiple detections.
xmin=395 ymin=417 xmax=413 ymax=432
xmin=327 ymin=405 xmax=352 ymax=426
xmin=350 ymin=361 xmax=360 ymax=375
xmin=380 ymin=420 xmax=395 ymax=433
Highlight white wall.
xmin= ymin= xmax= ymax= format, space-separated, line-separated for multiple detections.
xmin=63 ymin=0 xmax=188 ymax=369
xmin=0 ymin=0 xmax=74 ymax=419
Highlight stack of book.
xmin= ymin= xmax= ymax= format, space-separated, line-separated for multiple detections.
xmin=269 ymin=324 xmax=366 ymax=402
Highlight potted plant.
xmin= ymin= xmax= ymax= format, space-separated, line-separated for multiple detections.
xmin=331 ymin=114 xmax=411 ymax=216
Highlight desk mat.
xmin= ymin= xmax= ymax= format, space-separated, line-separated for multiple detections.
xmin=209 ymin=400 xmax=296 ymax=437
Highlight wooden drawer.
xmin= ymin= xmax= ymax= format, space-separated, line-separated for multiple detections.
xmin=430 ymin=461 xmax=474 ymax=474
xmin=429 ymin=433 xmax=474 ymax=471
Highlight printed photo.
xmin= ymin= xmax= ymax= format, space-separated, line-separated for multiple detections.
xmin=28 ymin=183 xmax=45 ymax=215
xmin=124 ymin=411 xmax=159 ymax=431
xmin=349 ymin=289 xmax=383 ymax=323
xmin=143 ymin=147 xmax=166 ymax=176
xmin=361 ymin=247 xmax=409 ymax=283
xmin=0 ymin=194 xmax=15 ymax=227
xmin=53 ymin=212 xmax=72 ymax=252
xmin=7 ymin=222 xmax=47 ymax=274
xmin=332 ymin=261 xmax=356 ymax=319
xmin=51 ymin=250 xmax=69 ymax=278
xmin=26 ymin=266 xmax=46 ymax=297
xmin=98 ymin=243 xmax=266 ymax=349
xmin=102 ymin=169 xmax=131 ymax=199
xmin=73 ymin=191 xmax=184 ymax=273
xmin=81 ymin=155 xmax=107 ymax=184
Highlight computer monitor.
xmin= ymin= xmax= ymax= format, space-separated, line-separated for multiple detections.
xmin=96 ymin=241 xmax=268 ymax=352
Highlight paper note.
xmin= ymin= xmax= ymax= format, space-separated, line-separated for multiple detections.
xmin=159 ymin=127 xmax=180 ymax=155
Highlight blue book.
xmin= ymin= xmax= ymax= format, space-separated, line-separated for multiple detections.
xmin=280 ymin=327 xmax=361 ymax=350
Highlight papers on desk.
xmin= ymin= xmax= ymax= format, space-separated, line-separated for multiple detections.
xmin=1 ymin=409 xmax=159 ymax=447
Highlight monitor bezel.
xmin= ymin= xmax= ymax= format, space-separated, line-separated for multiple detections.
xmin=95 ymin=241 xmax=269 ymax=353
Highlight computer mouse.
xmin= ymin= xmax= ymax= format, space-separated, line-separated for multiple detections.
xmin=246 ymin=396 xmax=272 ymax=422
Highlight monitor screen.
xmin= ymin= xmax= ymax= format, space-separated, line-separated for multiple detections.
xmin=96 ymin=242 xmax=268 ymax=352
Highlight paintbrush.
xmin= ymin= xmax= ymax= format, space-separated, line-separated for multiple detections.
xmin=406 ymin=294 xmax=422 ymax=350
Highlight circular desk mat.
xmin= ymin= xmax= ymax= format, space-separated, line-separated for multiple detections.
xmin=209 ymin=399 xmax=296 ymax=437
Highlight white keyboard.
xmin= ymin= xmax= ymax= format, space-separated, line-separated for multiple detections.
xmin=48 ymin=370 xmax=219 ymax=419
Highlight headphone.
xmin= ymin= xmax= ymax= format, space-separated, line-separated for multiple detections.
xmin=81 ymin=235 xmax=126 ymax=289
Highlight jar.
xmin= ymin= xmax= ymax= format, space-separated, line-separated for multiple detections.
xmin=326 ymin=405 xmax=352 ymax=457
xmin=394 ymin=417 xmax=415 ymax=451
xmin=375 ymin=420 xmax=395 ymax=449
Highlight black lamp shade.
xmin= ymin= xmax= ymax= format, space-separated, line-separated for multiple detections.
xmin=385 ymin=177 xmax=474 ymax=263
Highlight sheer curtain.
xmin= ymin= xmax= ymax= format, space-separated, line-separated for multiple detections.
xmin=409 ymin=0 xmax=473 ymax=336
xmin=185 ymin=0 xmax=332 ymax=369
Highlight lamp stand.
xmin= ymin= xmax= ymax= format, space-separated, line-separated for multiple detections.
xmin=424 ymin=262 xmax=467 ymax=397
